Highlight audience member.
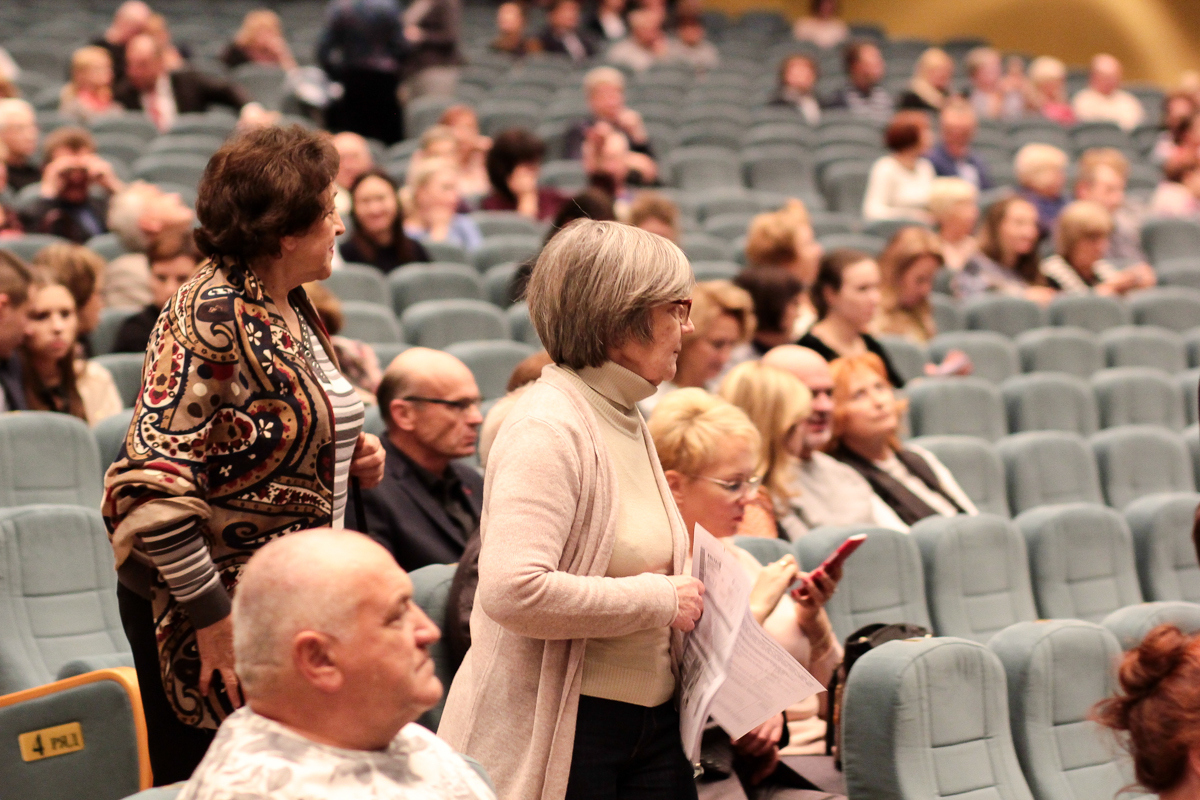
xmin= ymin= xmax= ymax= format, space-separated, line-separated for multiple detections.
xmin=59 ymin=46 xmax=120 ymax=123
xmin=670 ymin=16 xmax=719 ymax=74
xmin=744 ymin=199 xmax=823 ymax=316
xmin=769 ymin=54 xmax=821 ymax=125
xmin=927 ymin=99 xmax=993 ymax=190
xmin=0 ymin=152 xmax=22 ymax=235
xmin=104 ymin=181 xmax=195 ymax=309
xmin=21 ymin=267 xmax=121 ymax=426
xmin=1014 ymin=142 xmax=1069 ymax=237
xmin=143 ymin=13 xmax=188 ymax=72
xmin=828 ymin=352 xmax=978 ymax=527
xmin=629 ymin=190 xmax=679 ymax=242
xmin=641 ymin=279 xmax=755 ymax=413
xmin=799 ymin=248 xmax=906 ymax=387
xmin=303 ymin=281 xmax=383 ymax=404
xmin=719 ymin=360 xmax=811 ymax=540
xmin=822 ymin=41 xmax=891 ymax=122
xmin=401 ymin=0 xmax=465 ymax=100
xmin=648 ymin=388 xmax=845 ymax=782
xmin=1041 ymin=200 xmax=1155 ymax=295
xmin=24 ymin=127 xmax=122 ymax=244
xmin=340 ymin=169 xmax=430 ymax=273
xmin=113 ymin=232 xmax=200 ymax=353
xmin=964 ymin=46 xmax=1024 ymax=121
xmin=0 ymin=98 xmax=40 ymax=192
xmin=1072 ymin=53 xmax=1145 ymax=131
xmin=607 ymin=8 xmax=674 ymax=74
xmin=565 ymin=67 xmax=655 ymax=162
xmin=1152 ymin=152 xmax=1200 ymax=218
xmin=897 ymin=47 xmax=954 ymax=112
xmin=538 ymin=0 xmax=598 ymax=64
xmin=793 ymin=0 xmax=848 ymax=50
xmin=872 ymin=226 xmax=943 ymax=343
xmin=403 ymin=158 xmax=483 ymax=252
xmin=409 ymin=123 xmax=459 ymax=174
xmin=352 ymin=347 xmax=483 ymax=571
xmin=438 ymin=105 xmax=492 ymax=200
xmin=116 ymin=34 xmax=249 ymax=132
xmin=582 ymin=125 xmax=641 ymax=216
xmin=490 ymin=2 xmax=540 ymax=56
xmin=1027 ymin=56 xmax=1075 ymax=126
xmin=317 ymin=0 xmax=406 ymax=144
xmin=734 ymin=267 xmax=805 ymax=356
xmin=585 ymin=0 xmax=628 ymax=43
xmin=956 ymin=195 xmax=1056 ymax=304
xmin=179 ymin=529 xmax=496 ymax=800
xmin=92 ymin=0 xmax=151 ymax=84
xmin=928 ymin=177 xmax=979 ymax=270
xmin=0 ymin=251 xmax=32 ymax=412
xmin=481 ymin=128 xmax=565 ymax=221
xmin=1074 ymin=147 xmax=1147 ymax=263
xmin=1153 ymin=92 xmax=1197 ymax=164
xmin=1094 ymin=625 xmax=1200 ymax=800
xmin=32 ymin=242 xmax=106 ymax=354
xmin=221 ymin=10 xmax=297 ymax=70
xmin=331 ymin=131 xmax=374 ymax=217
xmin=862 ymin=110 xmax=935 ymax=223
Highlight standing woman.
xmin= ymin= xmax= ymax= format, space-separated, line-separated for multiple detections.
xmin=439 ymin=220 xmax=705 ymax=800
xmin=102 ymin=126 xmax=386 ymax=785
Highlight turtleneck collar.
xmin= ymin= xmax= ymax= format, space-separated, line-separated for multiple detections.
xmin=563 ymin=360 xmax=657 ymax=437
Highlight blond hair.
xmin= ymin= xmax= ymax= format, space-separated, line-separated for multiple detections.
xmin=235 ymin=10 xmax=283 ymax=48
xmin=718 ymin=362 xmax=811 ymax=502
xmin=70 ymin=46 xmax=113 ymax=81
xmin=1028 ymin=56 xmax=1066 ymax=87
xmin=1055 ymin=200 xmax=1112 ymax=257
xmin=1076 ymin=147 xmax=1130 ymax=184
xmin=685 ymin=280 xmax=756 ymax=346
xmin=629 ymin=191 xmax=679 ymax=235
xmin=915 ymin=47 xmax=952 ymax=81
xmin=649 ymin=388 xmax=762 ymax=477
xmin=875 ymin=227 xmax=943 ymax=341
xmin=744 ymin=199 xmax=811 ymax=268
xmin=584 ymin=66 xmax=625 ymax=93
xmin=1014 ymin=142 xmax=1068 ymax=188
xmin=927 ymin=177 xmax=978 ymax=219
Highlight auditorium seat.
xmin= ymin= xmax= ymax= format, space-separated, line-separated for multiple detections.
xmin=875 ymin=335 xmax=927 ymax=384
xmin=963 ymin=295 xmax=1046 ymax=338
xmin=408 ymin=563 xmax=458 ymax=730
xmin=1 ymin=233 xmax=70 ymax=262
xmin=1184 ymin=327 xmax=1200 ymax=368
xmin=930 ymin=293 xmax=965 ymax=333
xmin=793 ymin=526 xmax=931 ymax=641
xmin=1187 ymin=424 xmax=1200 ymax=486
xmin=1127 ymin=287 xmax=1200 ymax=332
xmin=1177 ymin=368 xmax=1199 ymax=425
xmin=988 ymin=620 xmax=1138 ymax=800
xmin=1090 ymin=367 xmax=1186 ymax=430
xmin=93 ymin=408 xmax=133 ymax=481
xmin=92 ymin=353 xmax=144 ymax=409
xmin=1046 ymin=293 xmax=1128 ymax=334
xmin=422 ymin=240 xmax=470 ymax=266
xmin=909 ymin=436 xmax=1009 ymax=517
xmin=1101 ymin=325 xmax=1187 ymax=373
xmin=0 ymin=413 xmax=102 ymax=509
xmin=1102 ymin=601 xmax=1200 ymax=650
xmin=1001 ymin=373 xmax=1098 ymax=436
xmin=445 ymin=340 xmax=537 ymax=401
xmin=841 ymin=636 xmax=1034 ymax=800
xmin=401 ymin=299 xmax=508 ymax=349
xmin=1124 ymin=492 xmax=1200 ymax=603
xmin=388 ymin=264 xmax=486 ymax=314
xmin=910 ymin=514 xmax=1037 ymax=642
xmin=472 ymin=235 xmax=541 ymax=272
xmin=83 ymin=231 xmax=128 ymax=262
xmin=321 ymin=263 xmax=389 ymax=306
xmin=732 ymin=536 xmax=791 ymax=566
xmin=995 ymin=431 xmax=1103 ymax=515
xmin=505 ymin=302 xmax=541 ymax=348
xmin=469 ymin=211 xmax=542 ymax=238
xmin=906 ymin=377 xmax=1006 ymax=441
xmin=130 ymin=153 xmax=208 ymax=188
xmin=690 ymin=261 xmax=740 ymax=281
xmin=681 ymin=232 xmax=733 ymax=262
xmin=1091 ymin=425 xmax=1195 ymax=508
xmin=1014 ymin=327 xmax=1103 ymax=378
xmin=1140 ymin=216 xmax=1200 ymax=264
xmin=90 ymin=308 xmax=141 ymax=358
xmin=819 ymin=160 xmax=873 ymax=215
xmin=483 ymin=262 xmax=521 ymax=307
xmin=667 ymin=146 xmax=741 ymax=190
xmin=338 ymin=301 xmax=402 ymax=343
xmin=1014 ymin=502 xmax=1144 ymax=622
xmin=928 ymin=331 xmax=1019 ymax=384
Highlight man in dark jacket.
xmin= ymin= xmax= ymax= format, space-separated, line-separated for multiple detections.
xmin=537 ymin=0 xmax=598 ymax=63
xmin=350 ymin=347 xmax=484 ymax=573
xmin=113 ymin=34 xmax=248 ymax=132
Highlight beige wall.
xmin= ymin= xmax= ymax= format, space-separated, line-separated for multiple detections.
xmin=707 ymin=0 xmax=1200 ymax=86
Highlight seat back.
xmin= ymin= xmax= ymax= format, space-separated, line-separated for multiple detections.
xmin=0 ymin=413 xmax=102 ymax=509
xmin=731 ymin=536 xmax=791 ymax=566
xmin=1091 ymin=367 xmax=1186 ymax=430
xmin=506 ymin=302 xmax=541 ymax=347
xmin=388 ymin=264 xmax=486 ymax=314
xmin=1127 ymin=287 xmax=1200 ymax=332
xmin=92 ymin=353 xmax=144 ymax=409
xmin=794 ymin=526 xmax=931 ymax=641
xmin=90 ymin=308 xmax=140 ymax=358
xmin=1046 ymin=294 xmax=1128 ymax=334
xmin=1001 ymin=373 xmax=1098 ymax=436
xmin=929 ymin=331 xmax=1019 ymax=383
xmin=964 ymin=296 xmax=1046 ymax=338
xmin=875 ymin=336 xmax=928 ymax=385
xmin=911 ymin=514 xmax=1038 ymax=642
xmin=842 ymin=636 xmax=1034 ymax=800
xmin=1124 ymin=491 xmax=1200 ymax=602
xmin=0 ymin=506 xmax=130 ymax=693
xmin=996 ymin=431 xmax=1103 ymax=515
xmin=907 ymin=377 xmax=1006 ymax=441
xmin=1090 ymin=425 xmax=1195 ymax=509
xmin=1015 ymin=327 xmax=1104 ymax=378
xmin=321 ymin=264 xmax=389 ymax=305
xmin=988 ymin=620 xmax=1138 ymax=800
xmin=1101 ymin=325 xmax=1187 ymax=373
xmin=338 ymin=302 xmax=402 ymax=343
xmin=445 ymin=340 xmax=537 ymax=401
xmin=408 ymin=563 xmax=458 ymax=731
xmin=93 ymin=408 xmax=135 ymax=482
xmin=401 ymin=300 xmax=509 ymax=349
xmin=909 ymin=435 xmax=1010 ymax=517
xmin=1015 ymin=503 xmax=1144 ymax=621
xmin=1139 ymin=216 xmax=1200 ymax=264
xmin=1101 ymin=601 xmax=1200 ymax=650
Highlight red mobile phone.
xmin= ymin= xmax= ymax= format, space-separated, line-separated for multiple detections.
xmin=791 ymin=533 xmax=867 ymax=599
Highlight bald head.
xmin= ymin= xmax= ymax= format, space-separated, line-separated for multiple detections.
xmin=762 ymin=346 xmax=834 ymax=457
xmin=110 ymin=1 xmax=151 ymax=44
xmin=377 ymin=347 xmax=483 ymax=471
xmin=762 ymin=345 xmax=831 ymax=386
xmin=333 ymin=132 xmax=373 ymax=190
xmin=1090 ymin=53 xmax=1122 ymax=95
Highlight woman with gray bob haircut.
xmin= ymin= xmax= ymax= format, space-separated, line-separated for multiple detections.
xmin=439 ymin=219 xmax=706 ymax=800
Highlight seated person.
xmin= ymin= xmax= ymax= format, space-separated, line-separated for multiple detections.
xmin=1040 ymin=200 xmax=1155 ymax=296
xmin=0 ymin=98 xmax=41 ymax=192
xmin=743 ymin=199 xmax=822 ymax=330
xmin=24 ymin=127 xmax=124 ymax=244
xmin=956 ymin=195 xmax=1057 ymax=304
xmin=1071 ymin=53 xmax=1144 ymax=132
xmin=821 ymin=41 xmax=891 ymax=122
xmin=537 ymin=0 xmax=598 ymax=64
xmin=350 ymin=348 xmax=484 ymax=572
xmin=927 ymin=100 xmax=993 ymax=191
xmin=896 ymin=47 xmax=954 ymax=112
xmin=221 ymin=10 xmax=297 ymax=70
xmin=798 ymin=249 xmax=907 ymax=388
xmin=769 ymin=54 xmax=821 ymax=126
xmin=828 ymin=352 xmax=978 ymax=528
xmin=1014 ymin=142 xmax=1069 ymax=239
xmin=115 ymin=34 xmax=249 ymax=132
xmin=734 ymin=267 xmax=805 ymax=357
xmin=303 ymin=282 xmax=383 ymax=405
xmin=113 ymin=232 xmax=200 ymax=353
xmin=585 ymin=0 xmax=627 ymax=43
xmin=565 ymin=67 xmax=655 ymax=162
xmin=1074 ymin=147 xmax=1146 ymax=263
xmin=438 ymin=106 xmax=492 ymax=202
xmin=928 ymin=177 xmax=979 ymax=271
xmin=490 ymin=2 xmax=540 ymax=56
xmin=480 ymin=128 xmax=565 ymax=221
xmin=649 ymin=388 xmax=845 ymax=788
xmin=331 ymin=131 xmax=375 ymax=217
xmin=403 ymin=159 xmax=484 ymax=253
xmin=143 ymin=13 xmax=189 ymax=72
xmin=59 ymin=46 xmax=121 ymax=123
xmin=1027 ymin=56 xmax=1075 ymax=126
xmin=32 ymin=242 xmax=106 ymax=356
xmin=628 ymin=190 xmax=680 ymax=243
xmin=862 ymin=111 xmax=936 ymax=223
xmin=1156 ymin=102 xmax=1200 ymax=166
xmin=871 ymin=226 xmax=943 ymax=344
xmin=670 ymin=16 xmax=719 ymax=75
xmin=793 ymin=0 xmax=848 ymax=50
xmin=582 ymin=125 xmax=646 ymax=218
xmin=91 ymin=0 xmax=151 ymax=85
xmin=340 ymin=169 xmax=430 ymax=273
xmin=103 ymin=181 xmax=195 ymax=309
xmin=606 ymin=8 xmax=674 ymax=74
xmin=0 ymin=251 xmax=32 ymax=412
xmin=0 ymin=142 xmax=24 ymax=237
xmin=964 ymin=46 xmax=1024 ymax=121
xmin=1152 ymin=151 xmax=1200 ymax=218
xmin=180 ymin=528 xmax=496 ymax=800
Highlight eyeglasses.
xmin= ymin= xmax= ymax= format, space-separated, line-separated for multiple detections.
xmin=668 ymin=298 xmax=692 ymax=324
xmin=696 ymin=474 xmax=762 ymax=497
xmin=402 ymin=396 xmax=483 ymax=413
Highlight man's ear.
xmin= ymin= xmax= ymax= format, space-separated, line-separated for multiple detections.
xmin=292 ymin=631 xmax=343 ymax=694
xmin=389 ymin=398 xmax=416 ymax=433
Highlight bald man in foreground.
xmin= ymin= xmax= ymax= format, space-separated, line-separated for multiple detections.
xmin=350 ymin=348 xmax=484 ymax=572
xmin=762 ymin=345 xmax=905 ymax=530
xmin=180 ymin=529 xmax=495 ymax=799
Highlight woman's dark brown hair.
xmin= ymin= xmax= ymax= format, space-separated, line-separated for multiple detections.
xmin=31 ymin=243 xmax=103 ymax=314
xmin=734 ymin=267 xmax=803 ymax=334
xmin=885 ymin=110 xmax=929 ymax=153
xmin=195 ymin=125 xmax=338 ymax=263
xmin=486 ymin=128 xmax=546 ymax=204
xmin=346 ymin=169 xmax=424 ymax=267
xmin=810 ymin=248 xmax=872 ymax=320
xmin=1094 ymin=625 xmax=1200 ymax=794
xmin=979 ymin=195 xmax=1043 ymax=285
xmin=21 ymin=267 xmax=85 ymax=420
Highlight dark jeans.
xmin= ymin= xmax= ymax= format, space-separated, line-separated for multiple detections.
xmin=326 ymin=68 xmax=402 ymax=145
xmin=566 ymin=695 xmax=699 ymax=800
xmin=117 ymin=583 xmax=216 ymax=785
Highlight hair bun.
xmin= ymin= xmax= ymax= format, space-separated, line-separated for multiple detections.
xmin=1120 ymin=625 xmax=1191 ymax=698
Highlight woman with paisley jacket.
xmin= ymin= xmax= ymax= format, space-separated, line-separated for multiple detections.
xmin=102 ymin=125 xmax=386 ymax=784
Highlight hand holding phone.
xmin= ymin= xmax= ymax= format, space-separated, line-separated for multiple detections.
xmin=790 ymin=533 xmax=866 ymax=603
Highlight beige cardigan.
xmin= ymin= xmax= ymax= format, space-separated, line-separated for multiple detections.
xmin=437 ymin=364 xmax=690 ymax=800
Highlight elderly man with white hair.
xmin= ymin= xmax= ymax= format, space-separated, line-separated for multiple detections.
xmin=92 ymin=0 xmax=152 ymax=83
xmin=565 ymin=66 xmax=654 ymax=162
xmin=179 ymin=528 xmax=496 ymax=800
xmin=103 ymin=181 xmax=195 ymax=308
xmin=0 ymin=98 xmax=40 ymax=191
xmin=1072 ymin=53 xmax=1145 ymax=131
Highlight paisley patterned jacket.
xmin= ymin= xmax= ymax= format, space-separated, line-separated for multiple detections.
xmin=103 ymin=258 xmax=338 ymax=729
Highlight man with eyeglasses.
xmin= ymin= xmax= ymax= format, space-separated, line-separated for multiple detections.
xmin=349 ymin=347 xmax=485 ymax=573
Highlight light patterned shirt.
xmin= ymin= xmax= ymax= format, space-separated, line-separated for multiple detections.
xmin=180 ymin=708 xmax=496 ymax=800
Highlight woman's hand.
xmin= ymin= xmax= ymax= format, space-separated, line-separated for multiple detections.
xmin=749 ymin=554 xmax=799 ymax=625
xmin=666 ymin=575 xmax=705 ymax=631
xmin=790 ymin=563 xmax=842 ymax=634
xmin=733 ymin=714 xmax=784 ymax=784
xmin=350 ymin=433 xmax=385 ymax=489
xmin=195 ymin=616 xmax=243 ymax=709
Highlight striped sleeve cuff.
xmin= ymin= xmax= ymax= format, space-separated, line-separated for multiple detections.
xmin=139 ymin=515 xmax=231 ymax=629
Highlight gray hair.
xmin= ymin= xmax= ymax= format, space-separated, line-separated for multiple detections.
xmin=0 ymin=98 xmax=33 ymax=129
xmin=107 ymin=183 xmax=154 ymax=252
xmin=527 ymin=219 xmax=693 ymax=369
xmin=584 ymin=66 xmax=625 ymax=94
